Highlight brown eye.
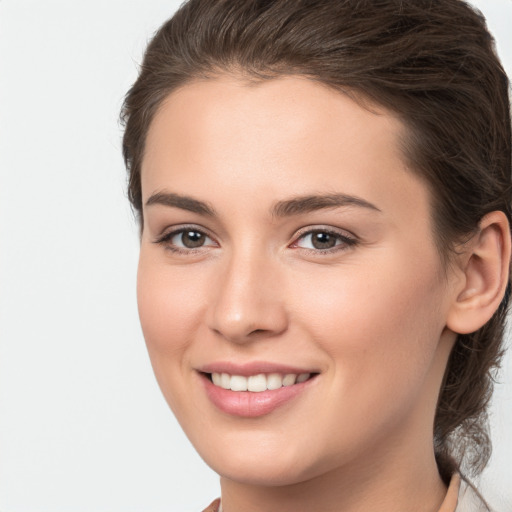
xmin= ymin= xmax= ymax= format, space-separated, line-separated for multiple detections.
xmin=177 ymin=230 xmax=206 ymax=248
xmin=154 ymin=226 xmax=217 ymax=254
xmin=293 ymin=228 xmax=357 ymax=253
xmin=297 ymin=230 xmax=340 ymax=250
xmin=310 ymin=231 xmax=337 ymax=249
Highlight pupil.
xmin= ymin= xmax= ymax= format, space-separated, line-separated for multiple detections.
xmin=312 ymin=231 xmax=336 ymax=249
xmin=182 ymin=231 xmax=205 ymax=248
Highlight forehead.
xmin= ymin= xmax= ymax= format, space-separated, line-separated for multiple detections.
xmin=142 ymin=75 xmax=434 ymax=240
xmin=145 ymin=75 xmax=403 ymax=157
xmin=144 ymin=75 xmax=406 ymax=183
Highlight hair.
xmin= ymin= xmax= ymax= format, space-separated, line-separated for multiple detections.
xmin=121 ymin=0 xmax=511 ymax=480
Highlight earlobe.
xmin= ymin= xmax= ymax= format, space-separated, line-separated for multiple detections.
xmin=447 ymin=211 xmax=511 ymax=335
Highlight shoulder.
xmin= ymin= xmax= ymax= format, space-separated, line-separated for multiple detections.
xmin=200 ymin=478 xmax=495 ymax=512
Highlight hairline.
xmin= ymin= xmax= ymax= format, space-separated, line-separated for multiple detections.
xmin=137 ymin=70 xmax=464 ymax=267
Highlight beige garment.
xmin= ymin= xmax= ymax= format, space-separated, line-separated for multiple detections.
xmin=202 ymin=473 xmax=490 ymax=512
xmin=202 ymin=498 xmax=220 ymax=512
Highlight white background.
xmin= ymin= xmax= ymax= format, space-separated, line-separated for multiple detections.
xmin=0 ymin=1 xmax=511 ymax=511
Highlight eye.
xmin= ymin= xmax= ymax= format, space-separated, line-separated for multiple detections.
xmin=154 ymin=226 xmax=217 ymax=253
xmin=172 ymin=229 xmax=209 ymax=249
xmin=292 ymin=228 xmax=357 ymax=252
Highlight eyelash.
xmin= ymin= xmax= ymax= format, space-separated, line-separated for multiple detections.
xmin=290 ymin=227 xmax=358 ymax=255
xmin=153 ymin=225 xmax=217 ymax=255
xmin=153 ymin=225 xmax=358 ymax=256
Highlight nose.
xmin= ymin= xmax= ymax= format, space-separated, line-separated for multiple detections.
xmin=207 ymin=249 xmax=288 ymax=344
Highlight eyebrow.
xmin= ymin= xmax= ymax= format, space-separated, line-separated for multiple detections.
xmin=271 ymin=193 xmax=381 ymax=217
xmin=145 ymin=191 xmax=217 ymax=216
xmin=145 ymin=191 xmax=381 ymax=217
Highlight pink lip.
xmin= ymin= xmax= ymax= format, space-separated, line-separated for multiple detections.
xmin=197 ymin=363 xmax=318 ymax=418
xmin=199 ymin=361 xmax=316 ymax=376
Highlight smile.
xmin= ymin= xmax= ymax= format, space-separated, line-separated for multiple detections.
xmin=210 ymin=372 xmax=312 ymax=392
xmin=199 ymin=366 xmax=318 ymax=417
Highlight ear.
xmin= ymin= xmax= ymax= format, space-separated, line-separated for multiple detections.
xmin=446 ymin=211 xmax=511 ymax=335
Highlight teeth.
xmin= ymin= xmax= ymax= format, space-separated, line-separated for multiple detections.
xmin=267 ymin=373 xmax=283 ymax=390
xmin=211 ymin=372 xmax=311 ymax=392
xmin=230 ymin=375 xmax=248 ymax=391
xmin=220 ymin=373 xmax=231 ymax=389
xmin=297 ymin=372 xmax=310 ymax=383
xmin=248 ymin=374 xmax=267 ymax=392
xmin=283 ymin=374 xmax=297 ymax=386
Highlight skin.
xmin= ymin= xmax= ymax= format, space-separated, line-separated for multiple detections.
xmin=137 ymin=76 xmax=497 ymax=512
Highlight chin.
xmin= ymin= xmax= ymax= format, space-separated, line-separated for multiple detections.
xmin=212 ymin=457 xmax=313 ymax=487
xmin=195 ymin=436 xmax=329 ymax=487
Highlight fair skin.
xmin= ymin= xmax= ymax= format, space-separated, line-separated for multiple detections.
xmin=137 ymin=76 xmax=510 ymax=512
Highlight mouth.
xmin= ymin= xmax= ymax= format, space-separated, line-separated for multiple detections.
xmin=204 ymin=371 xmax=316 ymax=392
xmin=198 ymin=368 xmax=319 ymax=417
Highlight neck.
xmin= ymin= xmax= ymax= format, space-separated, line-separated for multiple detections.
xmin=219 ymin=331 xmax=457 ymax=512
xmin=219 ymin=424 xmax=448 ymax=512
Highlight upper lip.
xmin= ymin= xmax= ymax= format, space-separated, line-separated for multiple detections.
xmin=198 ymin=361 xmax=318 ymax=376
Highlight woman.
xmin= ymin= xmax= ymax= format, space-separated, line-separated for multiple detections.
xmin=121 ymin=1 xmax=511 ymax=510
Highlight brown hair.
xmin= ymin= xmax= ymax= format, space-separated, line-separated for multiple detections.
xmin=121 ymin=0 xmax=511 ymax=479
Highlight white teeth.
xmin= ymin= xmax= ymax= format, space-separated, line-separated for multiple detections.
xmin=220 ymin=373 xmax=231 ymax=389
xmin=210 ymin=372 xmax=312 ymax=392
xmin=297 ymin=373 xmax=310 ymax=383
xmin=230 ymin=375 xmax=248 ymax=391
xmin=267 ymin=373 xmax=283 ymax=390
xmin=248 ymin=374 xmax=267 ymax=392
xmin=283 ymin=373 xmax=297 ymax=386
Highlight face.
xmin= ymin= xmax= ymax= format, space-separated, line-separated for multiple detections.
xmin=138 ymin=76 xmax=458 ymax=486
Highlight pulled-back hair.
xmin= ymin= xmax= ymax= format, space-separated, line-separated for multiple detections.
xmin=121 ymin=0 xmax=511 ymax=479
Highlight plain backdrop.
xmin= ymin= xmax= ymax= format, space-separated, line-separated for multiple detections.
xmin=0 ymin=1 xmax=511 ymax=511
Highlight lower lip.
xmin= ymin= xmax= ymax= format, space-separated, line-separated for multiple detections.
xmin=200 ymin=374 xmax=316 ymax=418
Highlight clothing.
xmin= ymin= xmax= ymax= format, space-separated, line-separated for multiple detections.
xmin=202 ymin=498 xmax=220 ymax=512
xmin=201 ymin=474 xmax=490 ymax=512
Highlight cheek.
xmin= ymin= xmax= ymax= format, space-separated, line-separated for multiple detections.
xmin=283 ymin=258 xmax=449 ymax=466
xmin=293 ymin=252 xmax=446 ymax=397
xmin=136 ymin=251 xmax=206 ymax=367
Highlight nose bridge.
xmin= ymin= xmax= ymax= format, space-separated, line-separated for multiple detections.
xmin=208 ymin=242 xmax=287 ymax=343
